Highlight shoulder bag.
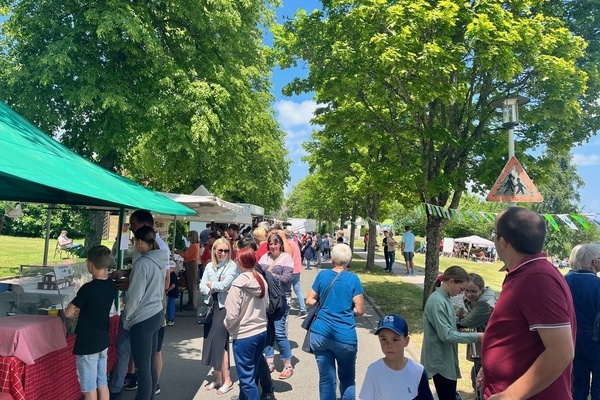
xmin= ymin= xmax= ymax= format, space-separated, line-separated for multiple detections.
xmin=301 ymin=271 xmax=343 ymax=353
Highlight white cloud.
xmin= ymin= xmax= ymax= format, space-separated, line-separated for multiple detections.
xmin=275 ymin=99 xmax=318 ymax=129
xmin=572 ymin=153 xmax=600 ymax=167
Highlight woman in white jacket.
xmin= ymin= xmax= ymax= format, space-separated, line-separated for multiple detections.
xmin=200 ymin=238 xmax=238 ymax=395
xmin=225 ymin=246 xmax=269 ymax=400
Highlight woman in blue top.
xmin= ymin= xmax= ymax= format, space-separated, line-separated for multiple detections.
xmin=306 ymin=243 xmax=365 ymax=400
xmin=565 ymin=243 xmax=600 ymax=400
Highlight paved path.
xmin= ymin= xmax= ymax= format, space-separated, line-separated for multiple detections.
xmin=115 ymin=250 xmax=431 ymax=400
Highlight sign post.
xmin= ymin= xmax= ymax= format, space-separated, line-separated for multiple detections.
xmin=490 ymin=96 xmax=531 ymax=206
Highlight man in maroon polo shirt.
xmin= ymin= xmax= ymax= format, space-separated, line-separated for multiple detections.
xmin=481 ymin=207 xmax=575 ymax=399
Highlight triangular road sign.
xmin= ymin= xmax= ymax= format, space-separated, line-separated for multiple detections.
xmin=486 ymin=156 xmax=543 ymax=203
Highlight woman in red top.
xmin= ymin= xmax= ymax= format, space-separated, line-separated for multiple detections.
xmin=175 ymin=230 xmax=200 ymax=311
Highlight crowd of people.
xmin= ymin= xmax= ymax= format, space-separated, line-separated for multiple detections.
xmin=61 ymin=206 xmax=600 ymax=400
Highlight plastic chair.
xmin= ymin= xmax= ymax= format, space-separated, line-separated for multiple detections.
xmin=53 ymin=241 xmax=75 ymax=259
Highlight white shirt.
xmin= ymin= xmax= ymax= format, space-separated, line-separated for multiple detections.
xmin=360 ymin=358 xmax=426 ymax=400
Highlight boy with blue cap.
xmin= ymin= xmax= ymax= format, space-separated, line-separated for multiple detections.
xmin=359 ymin=313 xmax=433 ymax=400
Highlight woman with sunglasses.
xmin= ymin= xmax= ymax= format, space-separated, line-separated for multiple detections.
xmin=457 ymin=273 xmax=496 ymax=394
xmin=257 ymin=231 xmax=295 ymax=379
xmin=200 ymin=238 xmax=239 ymax=395
xmin=421 ymin=266 xmax=482 ymax=400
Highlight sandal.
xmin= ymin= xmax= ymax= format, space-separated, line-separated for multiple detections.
xmin=203 ymin=382 xmax=221 ymax=391
xmin=216 ymin=382 xmax=233 ymax=395
xmin=268 ymin=362 xmax=275 ymax=373
xmin=278 ymin=366 xmax=294 ymax=380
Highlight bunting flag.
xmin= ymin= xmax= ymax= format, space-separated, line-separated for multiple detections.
xmin=421 ymin=202 xmax=599 ymax=232
xmin=451 ymin=209 xmax=462 ymax=221
xmin=467 ymin=211 xmax=480 ymax=221
xmin=556 ymin=214 xmax=578 ymax=230
xmin=570 ymin=214 xmax=590 ymax=230
xmin=543 ymin=214 xmax=561 ymax=232
xmin=478 ymin=212 xmax=491 ymax=223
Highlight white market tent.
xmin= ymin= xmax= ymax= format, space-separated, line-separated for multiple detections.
xmin=158 ymin=192 xmax=243 ymax=220
xmin=453 ymin=235 xmax=495 ymax=247
xmin=452 ymin=235 xmax=495 ymax=260
xmin=188 ymin=185 xmax=264 ymax=225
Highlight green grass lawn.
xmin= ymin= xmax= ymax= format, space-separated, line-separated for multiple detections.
xmin=0 ymin=236 xmax=113 ymax=278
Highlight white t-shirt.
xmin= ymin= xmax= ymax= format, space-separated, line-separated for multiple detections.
xmin=359 ymin=358 xmax=430 ymax=400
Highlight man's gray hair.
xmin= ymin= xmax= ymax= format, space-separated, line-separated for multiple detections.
xmin=572 ymin=244 xmax=600 ymax=272
xmin=331 ymin=243 xmax=352 ymax=267
xmin=258 ymin=221 xmax=270 ymax=232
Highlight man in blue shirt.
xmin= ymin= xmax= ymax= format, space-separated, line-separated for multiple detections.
xmin=401 ymin=226 xmax=416 ymax=275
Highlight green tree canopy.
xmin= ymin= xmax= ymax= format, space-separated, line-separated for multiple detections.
xmin=0 ymin=0 xmax=289 ymax=213
xmin=275 ymin=0 xmax=595 ymax=303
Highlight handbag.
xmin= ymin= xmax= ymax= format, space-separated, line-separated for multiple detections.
xmin=196 ymin=295 xmax=213 ymax=325
xmin=301 ymin=271 xmax=343 ymax=353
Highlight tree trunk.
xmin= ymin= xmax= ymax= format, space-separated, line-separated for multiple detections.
xmin=349 ymin=204 xmax=358 ymax=252
xmin=85 ymin=210 xmax=105 ymax=250
xmin=366 ymin=219 xmax=378 ymax=269
xmin=422 ymin=212 xmax=445 ymax=307
xmin=365 ymin=192 xmax=382 ymax=270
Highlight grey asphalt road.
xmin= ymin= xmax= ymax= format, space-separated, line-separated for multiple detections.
xmin=114 ymin=252 xmax=426 ymax=400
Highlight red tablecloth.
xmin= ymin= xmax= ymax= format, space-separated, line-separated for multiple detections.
xmin=0 ymin=315 xmax=118 ymax=400
xmin=0 ymin=315 xmax=67 ymax=365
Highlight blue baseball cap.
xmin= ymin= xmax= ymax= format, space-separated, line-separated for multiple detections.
xmin=375 ymin=313 xmax=409 ymax=336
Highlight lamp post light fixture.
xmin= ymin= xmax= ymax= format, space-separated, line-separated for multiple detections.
xmin=491 ymin=95 xmax=530 ymax=159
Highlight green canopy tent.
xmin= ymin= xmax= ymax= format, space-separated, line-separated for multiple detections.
xmin=0 ymin=101 xmax=196 ymax=264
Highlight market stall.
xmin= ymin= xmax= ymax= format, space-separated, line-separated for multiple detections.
xmin=0 ymin=101 xmax=196 ymax=399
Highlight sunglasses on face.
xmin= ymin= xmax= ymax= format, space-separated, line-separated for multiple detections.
xmin=216 ymin=249 xmax=229 ymax=254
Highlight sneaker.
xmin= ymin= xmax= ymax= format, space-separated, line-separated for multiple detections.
xmin=124 ymin=374 xmax=138 ymax=391
xmin=297 ymin=310 xmax=307 ymax=318
xmin=166 ymin=320 xmax=174 ymax=326
xmin=261 ymin=392 xmax=276 ymax=400
xmin=155 ymin=382 xmax=160 ymax=395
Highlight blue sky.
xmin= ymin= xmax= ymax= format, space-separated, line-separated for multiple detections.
xmin=271 ymin=1 xmax=600 ymax=213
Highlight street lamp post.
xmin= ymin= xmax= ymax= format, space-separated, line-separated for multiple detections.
xmin=491 ymin=96 xmax=530 ymax=206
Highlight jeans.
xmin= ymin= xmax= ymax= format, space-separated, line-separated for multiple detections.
xmin=264 ymin=308 xmax=291 ymax=361
xmin=306 ymin=257 xmax=312 ymax=270
xmin=384 ymin=249 xmax=390 ymax=269
xmin=572 ymin=334 xmax=600 ymax=400
xmin=129 ymin=311 xmax=163 ymax=400
xmin=233 ymin=331 xmax=267 ymax=400
xmin=310 ymin=331 xmax=357 ymax=400
xmin=387 ymin=251 xmax=396 ymax=270
xmin=109 ymin=318 xmax=131 ymax=393
xmin=257 ymin=355 xmax=273 ymax=395
xmin=166 ymin=297 xmax=176 ymax=321
xmin=292 ymin=274 xmax=306 ymax=312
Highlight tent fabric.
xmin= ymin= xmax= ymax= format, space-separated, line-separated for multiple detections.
xmin=0 ymin=102 xmax=195 ymax=216
xmin=453 ymin=235 xmax=495 ymax=247
xmin=158 ymin=193 xmax=243 ymax=219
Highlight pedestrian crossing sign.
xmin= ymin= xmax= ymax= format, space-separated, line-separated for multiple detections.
xmin=486 ymin=156 xmax=543 ymax=203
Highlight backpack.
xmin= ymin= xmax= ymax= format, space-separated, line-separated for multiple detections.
xmin=256 ymin=266 xmax=288 ymax=321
